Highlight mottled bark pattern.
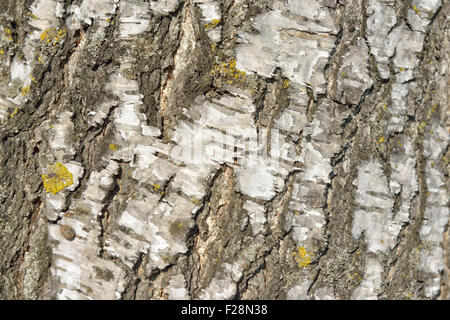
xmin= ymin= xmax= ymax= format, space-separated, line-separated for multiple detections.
xmin=0 ymin=0 xmax=448 ymax=300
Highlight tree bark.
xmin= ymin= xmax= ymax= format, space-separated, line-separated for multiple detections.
xmin=0 ymin=0 xmax=448 ymax=300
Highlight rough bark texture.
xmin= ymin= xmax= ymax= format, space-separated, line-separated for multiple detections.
xmin=0 ymin=0 xmax=448 ymax=300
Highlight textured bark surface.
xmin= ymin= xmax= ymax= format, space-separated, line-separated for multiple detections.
xmin=0 ymin=0 xmax=448 ymax=300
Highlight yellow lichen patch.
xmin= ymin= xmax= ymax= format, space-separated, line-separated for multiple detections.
xmin=26 ymin=11 xmax=38 ymax=20
xmin=152 ymin=183 xmax=165 ymax=196
xmin=204 ymin=19 xmax=220 ymax=29
xmin=348 ymin=272 xmax=362 ymax=282
xmin=211 ymin=59 xmax=246 ymax=85
xmin=378 ymin=136 xmax=386 ymax=144
xmin=41 ymin=162 xmax=74 ymax=194
xmin=4 ymin=28 xmax=12 ymax=41
xmin=0 ymin=48 xmax=4 ymax=55
xmin=10 ymin=107 xmax=18 ymax=118
xmin=382 ymin=104 xmax=388 ymax=110
xmin=40 ymin=28 xmax=49 ymax=41
xmin=292 ymin=246 xmax=314 ymax=268
xmin=427 ymin=103 xmax=437 ymax=119
xmin=404 ymin=292 xmax=413 ymax=300
xmin=418 ymin=121 xmax=427 ymax=133
xmin=21 ymin=86 xmax=30 ymax=96
xmin=413 ymin=5 xmax=421 ymax=15
xmin=443 ymin=155 xmax=448 ymax=167
xmin=283 ymin=79 xmax=290 ymax=88
xmin=109 ymin=143 xmax=118 ymax=151
xmin=40 ymin=27 xmax=67 ymax=46
xmin=190 ymin=197 xmax=202 ymax=206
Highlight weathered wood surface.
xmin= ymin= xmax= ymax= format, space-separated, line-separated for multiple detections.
xmin=0 ymin=0 xmax=448 ymax=300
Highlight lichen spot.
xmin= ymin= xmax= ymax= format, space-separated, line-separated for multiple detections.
xmin=10 ymin=107 xmax=18 ymax=118
xmin=205 ymin=19 xmax=220 ymax=29
xmin=60 ymin=225 xmax=76 ymax=241
xmin=41 ymin=162 xmax=74 ymax=194
xmin=293 ymin=246 xmax=314 ymax=268
xmin=109 ymin=143 xmax=118 ymax=151
xmin=21 ymin=86 xmax=30 ymax=96
xmin=190 ymin=197 xmax=202 ymax=206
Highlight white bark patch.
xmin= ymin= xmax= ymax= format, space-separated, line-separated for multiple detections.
xmin=67 ymin=0 xmax=117 ymax=29
xmin=193 ymin=0 xmax=222 ymax=42
xmin=337 ymin=38 xmax=373 ymax=105
xmin=237 ymin=162 xmax=277 ymax=200
xmin=389 ymin=23 xmax=425 ymax=76
xmin=352 ymin=160 xmax=397 ymax=253
xmin=284 ymin=101 xmax=348 ymax=245
xmin=106 ymin=74 xmax=143 ymax=141
xmin=171 ymin=90 xmax=298 ymax=201
xmin=149 ymin=0 xmax=180 ymax=15
xmin=236 ymin=0 xmax=338 ymax=96
xmin=367 ymin=0 xmax=430 ymax=83
xmin=387 ymin=82 xmax=410 ymax=133
xmin=420 ymin=120 xmax=449 ymax=298
xmin=47 ymin=160 xmax=127 ymax=300
xmin=352 ymin=257 xmax=383 ymax=299
xmin=286 ymin=280 xmax=312 ymax=300
xmin=366 ymin=0 xmax=397 ymax=79
xmin=413 ymin=0 xmax=442 ymax=14
xmin=199 ymin=261 xmax=244 ymax=299
xmin=389 ymin=137 xmax=418 ymax=224
xmin=49 ymin=220 xmax=126 ymax=300
xmin=313 ymin=286 xmax=335 ymax=300
xmin=119 ymin=1 xmax=150 ymax=39
xmin=167 ymin=274 xmax=191 ymax=300
xmin=48 ymin=111 xmax=76 ymax=158
xmin=243 ymin=200 xmax=267 ymax=236
xmin=2 ymin=0 xmax=63 ymax=108
xmin=30 ymin=0 xmax=64 ymax=30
